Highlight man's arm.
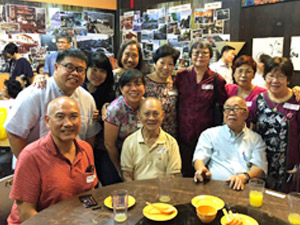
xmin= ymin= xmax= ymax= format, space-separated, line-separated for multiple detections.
xmin=16 ymin=200 xmax=37 ymax=222
xmin=193 ymin=159 xmax=212 ymax=182
xmin=6 ymin=132 xmax=27 ymax=158
xmin=122 ymin=171 xmax=133 ymax=182
xmin=226 ymin=165 xmax=263 ymax=191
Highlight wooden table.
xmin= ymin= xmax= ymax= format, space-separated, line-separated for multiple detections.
xmin=22 ymin=178 xmax=289 ymax=225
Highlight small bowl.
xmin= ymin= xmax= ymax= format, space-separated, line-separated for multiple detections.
xmin=196 ymin=205 xmax=217 ymax=223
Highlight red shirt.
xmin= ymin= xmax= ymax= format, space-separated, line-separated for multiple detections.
xmin=174 ymin=67 xmax=227 ymax=145
xmin=7 ymin=132 xmax=98 ymax=225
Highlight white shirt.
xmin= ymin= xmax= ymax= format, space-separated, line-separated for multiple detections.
xmin=252 ymin=71 xmax=266 ymax=88
xmin=210 ymin=59 xmax=233 ymax=84
xmin=193 ymin=124 xmax=268 ymax=181
xmin=4 ymin=77 xmax=100 ymax=143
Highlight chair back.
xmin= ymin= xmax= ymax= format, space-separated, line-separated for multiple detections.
xmin=0 ymin=174 xmax=13 ymax=225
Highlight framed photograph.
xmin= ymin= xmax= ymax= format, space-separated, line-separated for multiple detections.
xmin=216 ymin=9 xmax=230 ymax=21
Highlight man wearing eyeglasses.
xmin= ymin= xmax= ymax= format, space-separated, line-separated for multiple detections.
xmin=43 ymin=32 xmax=72 ymax=77
xmin=121 ymin=97 xmax=181 ymax=181
xmin=4 ymin=49 xmax=100 ymax=159
xmin=193 ymin=96 xmax=267 ymax=190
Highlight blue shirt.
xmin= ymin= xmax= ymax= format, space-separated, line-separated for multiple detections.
xmin=193 ymin=124 xmax=268 ymax=180
xmin=44 ymin=52 xmax=58 ymax=76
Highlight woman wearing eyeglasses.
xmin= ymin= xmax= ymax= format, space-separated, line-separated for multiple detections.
xmin=250 ymin=57 xmax=300 ymax=193
xmin=226 ymin=55 xmax=266 ymax=111
xmin=174 ymin=40 xmax=228 ymax=177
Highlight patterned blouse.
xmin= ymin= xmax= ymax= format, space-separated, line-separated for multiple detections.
xmin=250 ymin=92 xmax=300 ymax=193
xmin=105 ymin=96 xmax=142 ymax=149
xmin=144 ymin=75 xmax=178 ymax=138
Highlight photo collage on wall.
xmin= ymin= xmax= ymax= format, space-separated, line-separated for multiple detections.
xmin=120 ymin=2 xmax=231 ymax=69
xmin=0 ymin=3 xmax=115 ymax=73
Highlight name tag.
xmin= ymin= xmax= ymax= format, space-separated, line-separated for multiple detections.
xmin=86 ymin=174 xmax=95 ymax=183
xmin=246 ymin=101 xmax=252 ymax=107
xmin=156 ymin=148 xmax=168 ymax=154
xmin=202 ymin=84 xmax=213 ymax=90
xmin=168 ymin=90 xmax=178 ymax=96
xmin=283 ymin=103 xmax=300 ymax=111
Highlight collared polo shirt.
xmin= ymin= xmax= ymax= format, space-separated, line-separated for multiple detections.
xmin=121 ymin=128 xmax=182 ymax=180
xmin=7 ymin=132 xmax=98 ymax=225
xmin=193 ymin=124 xmax=268 ymax=181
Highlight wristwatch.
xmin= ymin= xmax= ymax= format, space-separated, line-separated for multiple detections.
xmin=242 ymin=172 xmax=251 ymax=183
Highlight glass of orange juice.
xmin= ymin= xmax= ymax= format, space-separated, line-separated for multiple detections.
xmin=249 ymin=178 xmax=265 ymax=207
xmin=288 ymin=192 xmax=300 ymax=225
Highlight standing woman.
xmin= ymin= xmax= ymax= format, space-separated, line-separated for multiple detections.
xmin=114 ymin=40 xmax=143 ymax=95
xmin=82 ymin=52 xmax=116 ymax=185
xmin=175 ymin=40 xmax=228 ymax=177
xmin=226 ymin=55 xmax=266 ymax=111
xmin=104 ymin=69 xmax=145 ymax=180
xmin=3 ymin=42 xmax=33 ymax=82
xmin=145 ymin=44 xmax=180 ymax=138
xmin=250 ymin=57 xmax=300 ymax=193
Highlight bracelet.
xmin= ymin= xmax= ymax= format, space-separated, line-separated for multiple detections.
xmin=242 ymin=172 xmax=251 ymax=183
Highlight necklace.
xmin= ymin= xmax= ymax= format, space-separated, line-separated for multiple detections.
xmin=272 ymin=102 xmax=281 ymax=112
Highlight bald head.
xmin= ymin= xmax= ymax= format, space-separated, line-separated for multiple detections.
xmin=46 ymin=96 xmax=80 ymax=116
xmin=45 ymin=96 xmax=81 ymax=144
xmin=139 ymin=97 xmax=164 ymax=132
xmin=223 ymin=96 xmax=249 ymax=135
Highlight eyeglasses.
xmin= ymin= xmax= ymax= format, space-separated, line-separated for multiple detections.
xmin=59 ymin=63 xmax=86 ymax=74
xmin=192 ymin=51 xmax=210 ymax=57
xmin=56 ymin=41 xmax=69 ymax=44
xmin=235 ymin=69 xmax=254 ymax=76
xmin=223 ymin=107 xmax=247 ymax=113
xmin=265 ymin=74 xmax=286 ymax=81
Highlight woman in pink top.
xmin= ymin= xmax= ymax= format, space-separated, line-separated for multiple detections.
xmin=226 ymin=55 xmax=266 ymax=111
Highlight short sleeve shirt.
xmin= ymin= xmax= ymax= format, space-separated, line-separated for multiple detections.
xmin=7 ymin=132 xmax=98 ymax=225
xmin=105 ymin=96 xmax=141 ymax=141
xmin=121 ymin=128 xmax=182 ymax=180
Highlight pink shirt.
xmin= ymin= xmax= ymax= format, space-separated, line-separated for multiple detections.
xmin=226 ymin=84 xmax=266 ymax=110
xmin=7 ymin=132 xmax=98 ymax=225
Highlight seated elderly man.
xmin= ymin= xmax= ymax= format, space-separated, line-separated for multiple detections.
xmin=193 ymin=96 xmax=267 ymax=190
xmin=121 ymin=97 xmax=181 ymax=181
xmin=7 ymin=97 xmax=98 ymax=225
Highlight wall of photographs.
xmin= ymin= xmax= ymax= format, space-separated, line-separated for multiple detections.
xmin=118 ymin=0 xmax=240 ymax=70
xmin=0 ymin=0 xmax=116 ymax=73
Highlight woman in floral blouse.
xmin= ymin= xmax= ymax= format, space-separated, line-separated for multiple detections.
xmin=104 ymin=69 xmax=145 ymax=178
xmin=144 ymin=44 xmax=180 ymax=138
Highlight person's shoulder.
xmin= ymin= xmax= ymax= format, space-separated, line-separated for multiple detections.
xmin=107 ymin=96 xmax=123 ymax=111
xmin=75 ymin=86 xmax=95 ymax=101
xmin=75 ymin=138 xmax=93 ymax=151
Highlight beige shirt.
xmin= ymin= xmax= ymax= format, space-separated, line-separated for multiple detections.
xmin=121 ymin=128 xmax=182 ymax=180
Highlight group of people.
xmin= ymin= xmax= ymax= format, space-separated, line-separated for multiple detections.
xmin=2 ymin=36 xmax=300 ymax=224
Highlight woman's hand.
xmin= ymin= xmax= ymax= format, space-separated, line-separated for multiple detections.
xmin=33 ymin=74 xmax=48 ymax=89
xmin=101 ymin=103 xmax=109 ymax=121
xmin=92 ymin=109 xmax=100 ymax=121
xmin=292 ymin=86 xmax=300 ymax=101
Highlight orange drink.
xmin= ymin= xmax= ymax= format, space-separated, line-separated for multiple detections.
xmin=288 ymin=213 xmax=300 ymax=225
xmin=249 ymin=190 xmax=263 ymax=207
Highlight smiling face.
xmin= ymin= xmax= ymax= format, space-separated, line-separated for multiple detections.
xmin=54 ymin=56 xmax=86 ymax=96
xmin=154 ymin=55 xmax=175 ymax=82
xmin=223 ymin=97 xmax=248 ymax=134
xmin=121 ymin=44 xmax=139 ymax=69
xmin=234 ymin=64 xmax=255 ymax=88
xmin=265 ymin=68 xmax=288 ymax=96
xmin=87 ymin=67 xmax=107 ymax=87
xmin=139 ymin=98 xmax=164 ymax=132
xmin=45 ymin=97 xmax=81 ymax=144
xmin=191 ymin=46 xmax=210 ymax=69
xmin=119 ymin=78 xmax=145 ymax=109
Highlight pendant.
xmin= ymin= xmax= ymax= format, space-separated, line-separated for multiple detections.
xmin=273 ymin=107 xmax=277 ymax=112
